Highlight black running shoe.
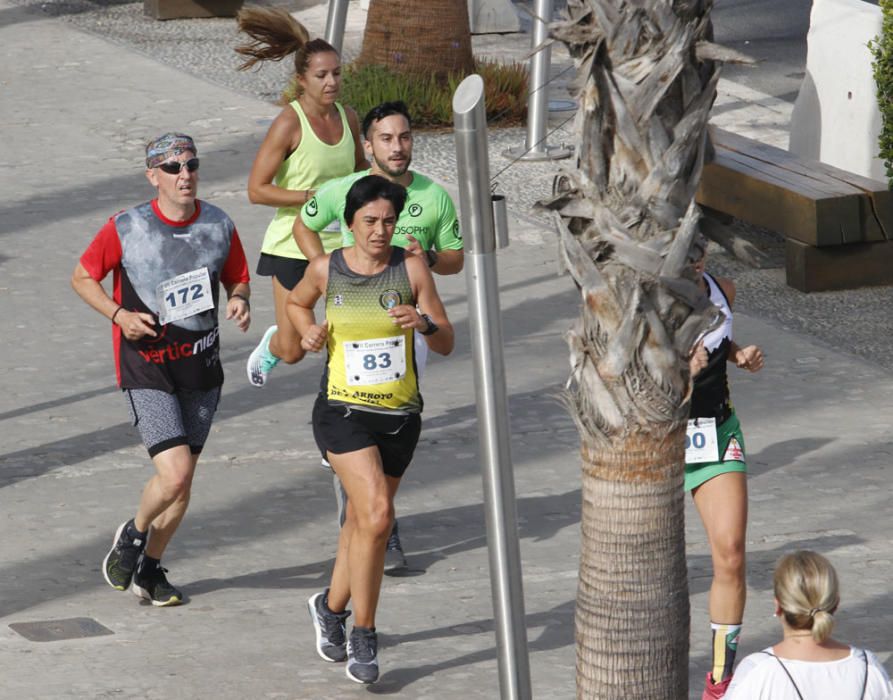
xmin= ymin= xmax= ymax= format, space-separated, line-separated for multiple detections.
xmin=346 ymin=626 xmax=379 ymax=684
xmin=384 ymin=520 xmax=407 ymax=572
xmin=308 ymin=589 xmax=350 ymax=662
xmin=102 ymin=520 xmax=146 ymax=591
xmin=132 ymin=564 xmax=183 ymax=607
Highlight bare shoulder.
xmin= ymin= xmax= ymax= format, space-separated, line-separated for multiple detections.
xmin=342 ymin=104 xmax=361 ymax=139
xmin=404 ymin=249 xmax=428 ymax=275
xmin=404 ymin=249 xmax=433 ymax=287
xmin=343 ymin=104 xmax=360 ymax=127
xmin=714 ymin=275 xmax=736 ymax=306
xmin=266 ymin=105 xmax=301 ymax=148
xmin=308 ymin=254 xmax=329 ymax=278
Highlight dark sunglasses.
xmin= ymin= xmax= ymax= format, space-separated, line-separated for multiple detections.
xmin=156 ymin=157 xmax=200 ymax=175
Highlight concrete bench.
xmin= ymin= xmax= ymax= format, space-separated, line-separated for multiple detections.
xmin=696 ymin=127 xmax=893 ymax=292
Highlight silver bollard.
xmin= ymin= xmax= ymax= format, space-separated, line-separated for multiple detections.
xmin=453 ymin=74 xmax=532 ymax=700
xmin=324 ymin=0 xmax=349 ymax=55
xmin=504 ymin=0 xmax=571 ymax=162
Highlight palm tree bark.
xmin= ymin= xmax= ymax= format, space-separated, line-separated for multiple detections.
xmin=542 ymin=1 xmax=737 ymax=697
xmin=357 ymin=0 xmax=474 ymax=78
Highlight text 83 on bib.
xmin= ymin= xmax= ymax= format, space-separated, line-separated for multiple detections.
xmin=344 ymin=336 xmax=406 ymax=386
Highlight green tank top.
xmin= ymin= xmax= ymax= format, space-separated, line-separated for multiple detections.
xmin=260 ymin=101 xmax=355 ymax=259
xmin=324 ymin=248 xmax=421 ymax=413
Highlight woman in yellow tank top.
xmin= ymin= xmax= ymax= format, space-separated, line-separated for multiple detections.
xmin=286 ymin=175 xmax=454 ymax=684
xmin=235 ymin=8 xmax=367 ymax=387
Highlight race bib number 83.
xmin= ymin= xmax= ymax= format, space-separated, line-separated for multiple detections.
xmin=344 ymin=336 xmax=406 ymax=386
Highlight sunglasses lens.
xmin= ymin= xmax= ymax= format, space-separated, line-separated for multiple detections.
xmin=158 ymin=158 xmax=199 ymax=174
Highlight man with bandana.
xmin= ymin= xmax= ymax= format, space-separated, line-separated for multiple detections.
xmin=71 ymin=133 xmax=251 ymax=606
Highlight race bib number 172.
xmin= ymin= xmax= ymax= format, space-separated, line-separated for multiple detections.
xmin=156 ymin=267 xmax=214 ymax=325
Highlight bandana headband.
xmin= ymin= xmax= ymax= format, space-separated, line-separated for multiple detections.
xmin=146 ymin=132 xmax=197 ymax=168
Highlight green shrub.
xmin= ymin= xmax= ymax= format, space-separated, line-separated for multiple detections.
xmin=281 ymin=59 xmax=528 ymax=130
xmin=870 ymin=0 xmax=893 ymax=186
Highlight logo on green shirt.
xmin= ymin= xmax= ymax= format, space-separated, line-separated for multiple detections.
xmin=408 ymin=203 xmax=423 ymax=217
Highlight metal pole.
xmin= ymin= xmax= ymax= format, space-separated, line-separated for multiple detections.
xmin=453 ymin=74 xmax=532 ymax=700
xmin=503 ymin=0 xmax=570 ymax=162
xmin=324 ymin=0 xmax=349 ymax=55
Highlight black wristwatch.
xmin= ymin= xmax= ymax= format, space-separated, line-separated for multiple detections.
xmin=419 ymin=313 xmax=439 ymax=336
xmin=425 ymin=249 xmax=438 ymax=268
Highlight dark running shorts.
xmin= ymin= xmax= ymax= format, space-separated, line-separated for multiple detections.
xmin=256 ymin=253 xmax=310 ymax=291
xmin=125 ymin=386 xmax=221 ymax=458
xmin=312 ymin=395 xmax=422 ymax=478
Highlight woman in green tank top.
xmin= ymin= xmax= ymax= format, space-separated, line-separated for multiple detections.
xmin=235 ymin=7 xmax=367 ymax=388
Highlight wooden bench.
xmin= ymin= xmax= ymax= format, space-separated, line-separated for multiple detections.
xmin=696 ymin=127 xmax=893 ymax=292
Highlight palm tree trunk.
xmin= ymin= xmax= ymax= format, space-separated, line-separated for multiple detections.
xmin=542 ymin=1 xmax=737 ymax=697
xmin=358 ymin=0 xmax=474 ymax=78
xmin=577 ymin=432 xmax=689 ymax=698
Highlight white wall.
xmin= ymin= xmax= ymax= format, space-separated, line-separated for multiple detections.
xmin=788 ymin=0 xmax=887 ymax=181
xmin=468 ymin=0 xmax=520 ymax=34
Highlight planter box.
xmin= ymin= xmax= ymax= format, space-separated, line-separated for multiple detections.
xmin=144 ymin=0 xmax=244 ymax=20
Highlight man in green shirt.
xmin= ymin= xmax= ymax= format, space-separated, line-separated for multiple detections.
xmin=293 ymin=101 xmax=464 ymax=572
xmin=293 ymin=100 xmax=464 ymax=275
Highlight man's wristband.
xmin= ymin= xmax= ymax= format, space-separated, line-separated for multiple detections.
xmin=425 ymin=249 xmax=438 ymax=268
xmin=111 ymin=306 xmax=124 ymax=324
xmin=231 ymin=293 xmax=250 ymax=308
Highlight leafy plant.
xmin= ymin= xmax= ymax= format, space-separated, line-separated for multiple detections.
xmin=281 ymin=59 xmax=528 ymax=130
xmin=869 ymin=0 xmax=893 ymax=186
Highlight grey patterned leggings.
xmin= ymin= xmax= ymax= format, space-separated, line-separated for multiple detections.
xmin=125 ymin=386 xmax=220 ymax=458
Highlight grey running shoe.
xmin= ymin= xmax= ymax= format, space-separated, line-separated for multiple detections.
xmin=308 ymin=590 xmax=350 ymax=662
xmin=384 ymin=520 xmax=407 ymax=572
xmin=102 ymin=520 xmax=146 ymax=591
xmin=346 ymin=626 xmax=379 ymax=684
xmin=132 ymin=564 xmax=183 ymax=607
xmin=247 ymin=325 xmax=280 ymax=387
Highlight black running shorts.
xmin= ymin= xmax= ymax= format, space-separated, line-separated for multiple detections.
xmin=125 ymin=386 xmax=220 ymax=458
xmin=256 ymin=253 xmax=310 ymax=291
xmin=312 ymin=395 xmax=421 ymax=478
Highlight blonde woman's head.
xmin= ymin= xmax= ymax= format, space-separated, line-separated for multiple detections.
xmin=774 ymin=550 xmax=840 ymax=643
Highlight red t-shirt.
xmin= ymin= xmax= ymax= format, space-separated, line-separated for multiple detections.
xmin=80 ymin=199 xmax=249 ymax=391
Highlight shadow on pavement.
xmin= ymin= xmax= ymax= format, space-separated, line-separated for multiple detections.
xmin=687 ymin=531 xmax=866 ymax=597
xmin=747 ymin=436 xmax=835 ymax=476
xmin=370 ymin=600 xmax=575 ymax=695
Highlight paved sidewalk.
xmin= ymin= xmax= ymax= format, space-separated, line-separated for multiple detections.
xmin=1 ymin=2 xmax=891 ymax=699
